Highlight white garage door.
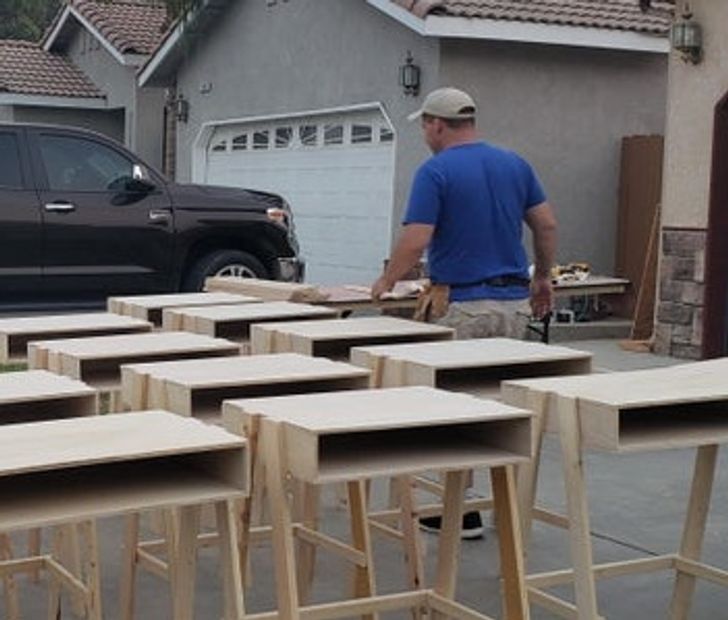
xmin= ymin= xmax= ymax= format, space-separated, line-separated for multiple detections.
xmin=200 ymin=107 xmax=395 ymax=285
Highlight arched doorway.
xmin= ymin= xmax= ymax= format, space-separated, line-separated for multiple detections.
xmin=703 ymin=90 xmax=728 ymax=358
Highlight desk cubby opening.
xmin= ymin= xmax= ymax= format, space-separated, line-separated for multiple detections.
xmin=191 ymin=377 xmax=369 ymax=419
xmin=435 ymin=359 xmax=590 ymax=395
xmin=299 ymin=418 xmax=531 ymax=483
xmin=312 ymin=333 xmax=451 ymax=361
xmin=0 ymin=397 xmax=95 ymax=425
xmin=0 ymin=448 xmax=247 ymax=532
xmin=616 ymin=400 xmax=728 ymax=451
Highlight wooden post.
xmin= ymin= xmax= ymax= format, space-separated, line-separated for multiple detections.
xmin=348 ymin=480 xmax=379 ymax=620
xmin=172 ymin=504 xmax=201 ymax=620
xmin=0 ymin=534 xmax=20 ymax=620
xmin=119 ymin=514 xmax=140 ymax=620
xmin=216 ymin=500 xmax=246 ymax=620
xmin=79 ymin=520 xmax=103 ymax=620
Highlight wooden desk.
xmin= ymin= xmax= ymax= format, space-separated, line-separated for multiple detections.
xmin=161 ymin=301 xmax=338 ymax=343
xmin=0 ymin=411 xmax=247 ymax=620
xmin=108 ymin=292 xmax=261 ymax=326
xmin=351 ymin=338 xmax=592 ymax=397
xmin=501 ymin=359 xmax=728 ymax=620
xmin=224 ymin=386 xmax=533 ymax=620
xmin=0 ymin=370 xmax=97 ymax=424
xmin=250 ymin=316 xmax=454 ymax=359
xmin=0 ymin=313 xmax=151 ymax=364
xmin=121 ymin=353 xmax=371 ymax=421
xmin=28 ymin=332 xmax=239 ymax=392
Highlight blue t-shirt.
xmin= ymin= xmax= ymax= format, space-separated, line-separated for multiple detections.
xmin=404 ymin=142 xmax=546 ymax=302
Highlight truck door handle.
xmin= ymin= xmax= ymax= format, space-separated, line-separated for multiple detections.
xmin=148 ymin=209 xmax=171 ymax=223
xmin=44 ymin=202 xmax=76 ymax=213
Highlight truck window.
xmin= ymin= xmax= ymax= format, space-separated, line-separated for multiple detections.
xmin=0 ymin=133 xmax=23 ymax=190
xmin=39 ymin=134 xmax=134 ymax=192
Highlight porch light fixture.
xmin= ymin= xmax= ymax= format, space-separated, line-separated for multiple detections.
xmin=671 ymin=3 xmax=702 ymax=64
xmin=174 ymin=94 xmax=190 ymax=123
xmin=399 ymin=51 xmax=421 ymax=96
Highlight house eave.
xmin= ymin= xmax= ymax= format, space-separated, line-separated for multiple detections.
xmin=367 ymin=0 xmax=670 ymax=54
xmin=0 ymin=93 xmax=108 ymax=109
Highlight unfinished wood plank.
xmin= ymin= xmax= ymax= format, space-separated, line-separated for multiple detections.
xmin=204 ymin=277 xmax=328 ymax=302
xmin=173 ymin=504 xmax=202 ymax=620
xmin=348 ymin=480 xmax=378 ymax=620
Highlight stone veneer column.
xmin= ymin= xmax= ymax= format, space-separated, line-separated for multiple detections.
xmin=653 ymin=228 xmax=707 ymax=359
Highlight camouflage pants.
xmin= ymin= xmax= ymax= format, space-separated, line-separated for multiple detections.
xmin=436 ymin=298 xmax=531 ymax=340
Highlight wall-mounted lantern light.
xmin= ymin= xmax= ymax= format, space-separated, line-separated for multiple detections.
xmin=174 ymin=94 xmax=190 ymax=123
xmin=399 ymin=51 xmax=421 ymax=96
xmin=671 ymin=3 xmax=702 ymax=64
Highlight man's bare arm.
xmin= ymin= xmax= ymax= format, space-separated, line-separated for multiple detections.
xmin=371 ymin=223 xmax=434 ymax=299
xmin=525 ymin=202 xmax=557 ymax=318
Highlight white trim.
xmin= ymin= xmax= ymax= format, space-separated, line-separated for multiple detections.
xmin=44 ymin=5 xmax=148 ymax=66
xmin=0 ymin=94 xmax=108 ymax=109
xmin=191 ymin=102 xmax=394 ymax=182
xmin=367 ymin=0 xmax=669 ymax=54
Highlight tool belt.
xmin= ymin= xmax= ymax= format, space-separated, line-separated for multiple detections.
xmin=413 ymin=282 xmax=450 ymax=322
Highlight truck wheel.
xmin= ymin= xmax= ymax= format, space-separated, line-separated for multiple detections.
xmin=183 ymin=250 xmax=269 ymax=291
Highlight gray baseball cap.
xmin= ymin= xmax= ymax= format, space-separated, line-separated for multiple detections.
xmin=407 ymin=87 xmax=477 ymax=122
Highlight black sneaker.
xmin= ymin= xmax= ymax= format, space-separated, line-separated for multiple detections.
xmin=418 ymin=511 xmax=485 ymax=540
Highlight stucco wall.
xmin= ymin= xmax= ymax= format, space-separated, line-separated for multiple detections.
xmin=173 ymin=0 xmax=439 ymax=244
xmin=11 ymin=106 xmax=125 ymax=143
xmin=0 ymin=106 xmax=13 ymax=121
xmin=66 ymin=24 xmax=165 ymax=168
xmin=441 ymin=39 xmax=668 ymax=273
xmin=661 ymin=0 xmax=728 ymax=229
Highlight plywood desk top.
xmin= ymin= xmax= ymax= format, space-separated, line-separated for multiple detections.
xmin=162 ymin=301 xmax=338 ymax=338
xmin=553 ymin=275 xmax=629 ymax=296
xmin=224 ymin=386 xmax=532 ymax=482
xmin=0 ymin=370 xmax=97 ymax=423
xmin=250 ymin=316 xmax=454 ymax=357
xmin=108 ymin=292 xmax=261 ymax=325
xmin=351 ymin=338 xmax=592 ymax=394
xmin=0 ymin=313 xmax=152 ymax=363
xmin=502 ymin=359 xmax=728 ymax=452
xmin=0 ymin=411 xmax=247 ymax=531
xmin=29 ymin=332 xmax=239 ymax=389
xmin=121 ymin=353 xmax=371 ymax=419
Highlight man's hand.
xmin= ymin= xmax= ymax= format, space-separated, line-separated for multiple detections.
xmin=371 ymin=275 xmax=393 ymax=301
xmin=530 ymin=274 xmax=553 ymax=319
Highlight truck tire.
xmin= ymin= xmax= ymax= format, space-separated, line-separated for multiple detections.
xmin=183 ymin=250 xmax=269 ymax=291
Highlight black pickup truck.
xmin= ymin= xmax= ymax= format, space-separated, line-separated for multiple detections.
xmin=0 ymin=123 xmax=304 ymax=309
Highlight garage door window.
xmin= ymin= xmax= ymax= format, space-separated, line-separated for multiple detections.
xmin=275 ymin=127 xmax=293 ymax=148
xmin=351 ymin=124 xmax=372 ymax=144
xmin=253 ymin=130 xmax=269 ymax=150
xmin=323 ymin=124 xmax=344 ymax=146
xmin=211 ymin=139 xmax=227 ymax=152
xmin=299 ymin=125 xmax=318 ymax=147
xmin=232 ymin=134 xmax=248 ymax=151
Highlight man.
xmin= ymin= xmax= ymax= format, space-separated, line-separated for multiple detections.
xmin=371 ymin=87 xmax=557 ymax=537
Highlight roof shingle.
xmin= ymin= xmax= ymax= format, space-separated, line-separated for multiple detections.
xmin=0 ymin=39 xmax=104 ymax=99
xmin=69 ymin=0 xmax=168 ymax=55
xmin=393 ymin=0 xmax=674 ymax=35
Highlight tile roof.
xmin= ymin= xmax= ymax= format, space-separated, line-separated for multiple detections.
xmin=0 ymin=39 xmax=104 ymax=99
xmin=393 ymin=0 xmax=674 ymax=35
xmin=68 ymin=0 xmax=169 ymax=55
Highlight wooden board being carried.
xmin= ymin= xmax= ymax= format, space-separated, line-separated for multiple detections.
xmin=351 ymin=338 xmax=592 ymax=396
xmin=121 ymin=353 xmax=371 ymax=421
xmin=204 ymin=277 xmax=328 ymax=302
xmin=107 ymin=292 xmax=261 ymax=326
xmin=0 ymin=370 xmax=97 ymax=423
xmin=28 ymin=332 xmax=239 ymax=390
xmin=162 ymin=301 xmax=337 ymax=342
xmin=0 ymin=313 xmax=152 ymax=364
xmin=250 ymin=316 xmax=454 ymax=359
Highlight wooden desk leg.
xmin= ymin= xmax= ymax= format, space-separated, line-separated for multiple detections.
xmin=557 ymin=395 xmax=599 ymax=620
xmin=348 ymin=479 xmax=378 ymax=620
xmin=262 ymin=419 xmax=301 ymax=620
xmin=172 ymin=505 xmax=201 ymax=620
xmin=0 ymin=533 xmax=20 ymax=620
xmin=119 ymin=514 xmax=140 ymax=620
xmin=516 ymin=391 xmax=548 ymax=549
xmin=48 ymin=527 xmax=64 ymax=620
xmin=64 ymin=524 xmax=86 ymax=617
xmin=79 ymin=520 xmax=103 ymax=620
xmin=491 ymin=466 xmax=529 ymax=620
xmin=296 ymin=482 xmax=320 ymax=604
xmin=669 ymin=444 xmax=719 ymax=620
xmin=398 ymin=475 xmax=426 ymax=603
xmin=432 ymin=470 xmax=468 ymax=620
xmin=216 ymin=500 xmax=246 ymax=620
